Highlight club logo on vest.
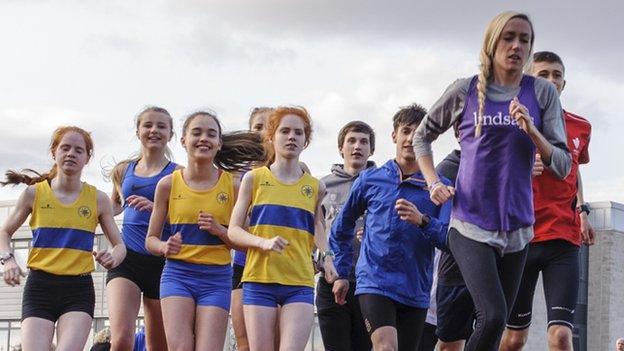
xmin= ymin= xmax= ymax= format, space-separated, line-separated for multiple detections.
xmin=260 ymin=181 xmax=274 ymax=187
xmin=40 ymin=203 xmax=54 ymax=210
xmin=172 ymin=194 xmax=186 ymax=200
xmin=78 ymin=206 xmax=92 ymax=219
xmin=572 ymin=137 xmax=580 ymax=150
xmin=473 ymin=111 xmax=535 ymax=127
xmin=216 ymin=192 xmax=229 ymax=204
xmin=301 ymin=185 xmax=314 ymax=198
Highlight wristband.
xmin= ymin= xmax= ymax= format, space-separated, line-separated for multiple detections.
xmin=0 ymin=252 xmax=14 ymax=265
xmin=579 ymin=204 xmax=591 ymax=215
xmin=429 ymin=180 xmax=443 ymax=191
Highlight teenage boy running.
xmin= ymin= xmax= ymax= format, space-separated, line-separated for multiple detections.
xmin=331 ymin=104 xmax=451 ymax=351
xmin=316 ymin=121 xmax=376 ymax=351
xmin=500 ymin=51 xmax=594 ymax=351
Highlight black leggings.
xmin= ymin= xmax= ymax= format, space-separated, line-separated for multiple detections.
xmin=359 ymin=293 xmax=427 ymax=351
xmin=448 ymin=228 xmax=528 ymax=351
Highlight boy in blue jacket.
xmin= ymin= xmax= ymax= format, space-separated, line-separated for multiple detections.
xmin=330 ymin=103 xmax=451 ymax=351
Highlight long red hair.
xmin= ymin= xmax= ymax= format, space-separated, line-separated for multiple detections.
xmin=263 ymin=106 xmax=313 ymax=165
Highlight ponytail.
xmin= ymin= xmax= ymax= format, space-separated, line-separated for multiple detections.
xmin=215 ymin=131 xmax=267 ymax=172
xmin=1 ymin=166 xmax=58 ymax=186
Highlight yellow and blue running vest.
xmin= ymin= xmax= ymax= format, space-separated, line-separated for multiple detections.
xmin=167 ymin=169 xmax=233 ymax=266
xmin=28 ymin=181 xmax=98 ymax=276
xmin=243 ymin=167 xmax=319 ymax=287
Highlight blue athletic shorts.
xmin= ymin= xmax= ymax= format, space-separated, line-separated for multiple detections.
xmin=160 ymin=260 xmax=232 ymax=310
xmin=243 ymin=282 xmax=314 ymax=307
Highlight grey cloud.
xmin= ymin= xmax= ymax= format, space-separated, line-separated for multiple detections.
xmin=1 ymin=0 xmax=621 ymax=202
xmin=170 ymin=1 xmax=620 ymax=40
xmin=165 ymin=0 xmax=622 ymax=77
xmin=171 ymin=25 xmax=297 ymax=66
xmin=82 ymin=33 xmax=148 ymax=57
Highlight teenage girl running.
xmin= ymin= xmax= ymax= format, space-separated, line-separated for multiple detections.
xmin=231 ymin=106 xmax=311 ymax=351
xmin=228 ymin=106 xmax=338 ymax=351
xmin=412 ymin=11 xmax=571 ymax=351
xmin=106 ymin=107 xmax=179 ymax=351
xmin=146 ymin=111 xmax=265 ymax=351
xmin=231 ymin=106 xmax=274 ymax=351
xmin=0 ymin=126 xmax=126 ymax=351
xmin=500 ymin=51 xmax=594 ymax=351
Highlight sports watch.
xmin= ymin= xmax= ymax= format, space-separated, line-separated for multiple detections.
xmin=0 ymin=252 xmax=14 ymax=265
xmin=579 ymin=204 xmax=591 ymax=216
xmin=419 ymin=213 xmax=431 ymax=229
xmin=321 ymin=249 xmax=335 ymax=261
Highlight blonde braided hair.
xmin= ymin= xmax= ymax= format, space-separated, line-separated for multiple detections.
xmin=475 ymin=11 xmax=535 ymax=137
xmin=475 ymin=54 xmax=492 ymax=137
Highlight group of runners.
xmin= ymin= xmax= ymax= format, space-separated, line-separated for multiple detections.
xmin=0 ymin=10 xmax=594 ymax=351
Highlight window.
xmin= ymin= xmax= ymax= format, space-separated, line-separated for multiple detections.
xmin=0 ymin=321 xmax=8 ymax=351
xmin=8 ymin=322 xmax=20 ymax=350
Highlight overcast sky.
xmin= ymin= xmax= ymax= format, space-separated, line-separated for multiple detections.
xmin=0 ymin=0 xmax=622 ymax=205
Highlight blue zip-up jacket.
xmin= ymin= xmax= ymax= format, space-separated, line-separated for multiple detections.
xmin=330 ymin=160 xmax=452 ymax=308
